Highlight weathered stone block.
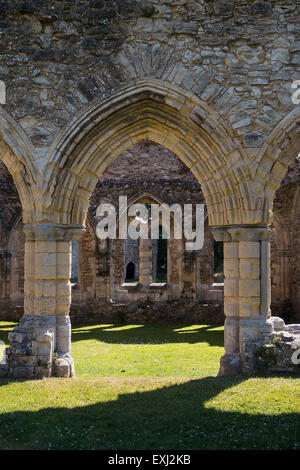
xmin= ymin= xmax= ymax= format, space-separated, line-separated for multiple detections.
xmin=8 ymin=332 xmax=25 ymax=344
xmin=224 ymin=242 xmax=239 ymax=259
xmin=224 ymin=317 xmax=239 ymax=354
xmin=218 ymin=353 xmax=242 ymax=376
xmin=35 ymin=366 xmax=52 ymax=379
xmin=0 ymin=364 xmax=8 ymax=378
xmin=251 ymin=2 xmax=272 ymax=17
xmin=271 ymin=316 xmax=286 ymax=331
xmin=224 ymin=259 xmax=239 ymax=278
xmin=239 ymin=242 xmax=260 ymax=259
xmin=15 ymin=356 xmax=38 ymax=367
xmin=56 ymin=324 xmax=71 ymax=354
xmin=224 ymin=297 xmax=239 ymax=317
xmin=239 ymin=259 xmax=260 ymax=279
xmin=53 ymin=354 xmax=75 ymax=378
xmin=239 ymin=279 xmax=260 ymax=297
xmin=10 ymin=366 xmax=34 ymax=379
xmin=239 ymin=297 xmax=260 ymax=317
xmin=224 ymin=279 xmax=239 ymax=297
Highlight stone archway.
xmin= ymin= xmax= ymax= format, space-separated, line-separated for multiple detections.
xmin=47 ymin=79 xmax=270 ymax=376
xmin=5 ymin=80 xmax=299 ymax=378
xmin=0 ymin=112 xmax=38 ymax=224
xmin=47 ymin=79 xmax=258 ymax=227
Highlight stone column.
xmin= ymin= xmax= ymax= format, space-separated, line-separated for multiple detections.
xmin=5 ymin=223 xmax=84 ymax=379
xmin=212 ymin=225 xmax=272 ymax=375
xmin=139 ymin=238 xmax=152 ymax=287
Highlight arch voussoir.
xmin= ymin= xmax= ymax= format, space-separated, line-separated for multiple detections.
xmin=46 ymin=79 xmax=258 ymax=229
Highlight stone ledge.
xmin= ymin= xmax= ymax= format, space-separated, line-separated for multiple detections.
xmin=121 ymin=282 xmax=140 ymax=291
xmin=212 ymin=225 xmax=271 ymax=242
xmin=149 ymin=282 xmax=167 ymax=289
xmin=24 ymin=224 xmax=85 ymax=242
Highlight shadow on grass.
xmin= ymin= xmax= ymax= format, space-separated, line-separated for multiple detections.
xmin=0 ymin=374 xmax=298 ymax=450
xmin=0 ymin=322 xmax=224 ymax=347
xmin=71 ymin=323 xmax=224 ymax=347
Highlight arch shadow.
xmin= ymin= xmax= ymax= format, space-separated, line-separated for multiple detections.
xmin=0 ymin=374 xmax=298 ymax=449
xmin=71 ymin=323 xmax=224 ymax=348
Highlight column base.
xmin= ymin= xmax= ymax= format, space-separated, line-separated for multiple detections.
xmin=4 ymin=315 xmax=75 ymax=379
xmin=6 ymin=315 xmax=55 ymax=379
xmin=218 ymin=353 xmax=242 ymax=376
xmin=52 ymin=353 xmax=75 ymax=378
xmin=239 ymin=317 xmax=273 ymax=374
xmin=219 ymin=317 xmax=274 ymax=376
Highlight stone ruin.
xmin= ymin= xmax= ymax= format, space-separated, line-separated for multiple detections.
xmin=0 ymin=0 xmax=298 ymax=377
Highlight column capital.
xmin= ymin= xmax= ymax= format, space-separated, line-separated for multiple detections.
xmin=211 ymin=225 xmax=271 ymax=242
xmin=24 ymin=223 xmax=85 ymax=242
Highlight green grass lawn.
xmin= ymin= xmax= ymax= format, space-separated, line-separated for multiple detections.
xmin=0 ymin=321 xmax=299 ymax=450
xmin=72 ymin=324 xmax=224 ymax=377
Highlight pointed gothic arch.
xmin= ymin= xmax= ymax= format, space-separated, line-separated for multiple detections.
xmin=46 ymin=79 xmax=256 ymax=228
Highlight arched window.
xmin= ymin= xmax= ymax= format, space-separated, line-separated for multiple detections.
xmin=124 ymin=233 xmax=139 ymax=282
xmin=214 ymin=240 xmax=224 ymax=283
xmin=126 ymin=261 xmax=136 ymax=281
xmin=153 ymin=225 xmax=167 ymax=282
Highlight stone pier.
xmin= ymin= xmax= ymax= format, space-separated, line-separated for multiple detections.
xmin=212 ymin=226 xmax=272 ymax=375
xmin=3 ymin=224 xmax=84 ymax=379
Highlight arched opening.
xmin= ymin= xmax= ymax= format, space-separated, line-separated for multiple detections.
xmin=71 ymin=139 xmax=217 ymax=314
xmin=270 ymin=153 xmax=300 ymax=323
xmin=0 ymin=161 xmax=23 ymax=320
xmin=153 ymin=225 xmax=167 ymax=283
xmin=13 ymin=78 xmax=297 ymax=378
xmin=213 ymin=240 xmax=224 ymax=283
xmin=4 ymin=80 xmax=299 ymax=379
xmin=125 ymin=261 xmax=137 ymax=281
xmin=48 ymin=80 xmax=250 ymax=228
xmin=0 ymin=117 xmax=40 ymax=375
xmin=46 ymin=80 xmax=262 ymax=376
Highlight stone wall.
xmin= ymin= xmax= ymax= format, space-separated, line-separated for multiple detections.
xmin=1 ymin=0 xmax=300 ymax=378
xmin=1 ymin=0 xmax=300 ymax=159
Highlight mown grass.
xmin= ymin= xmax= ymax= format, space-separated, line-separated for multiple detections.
xmin=71 ymin=324 xmax=224 ymax=377
xmin=0 ymin=321 xmax=299 ymax=450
